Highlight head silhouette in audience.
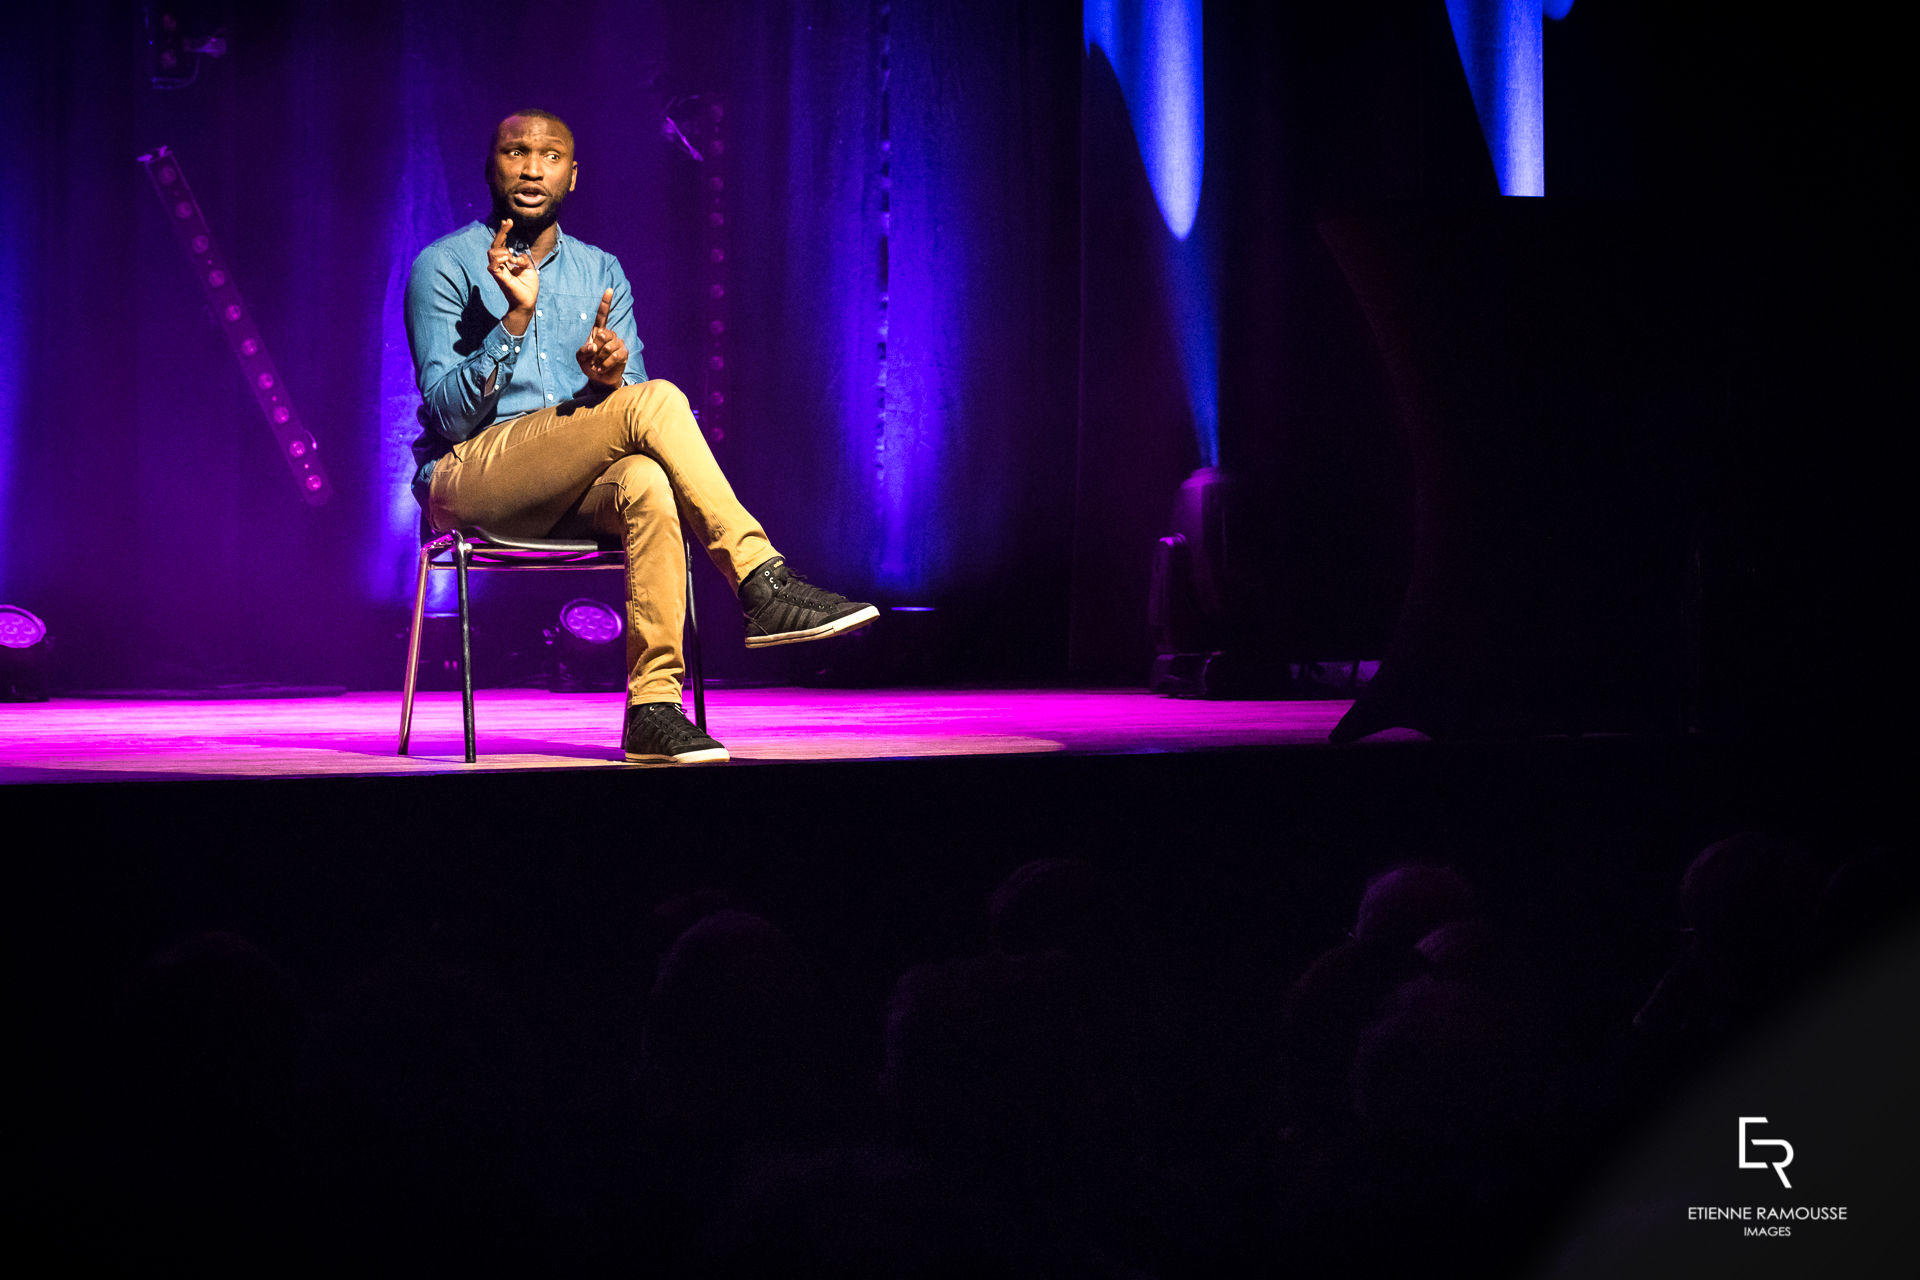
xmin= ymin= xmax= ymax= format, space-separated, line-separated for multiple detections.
xmin=1276 ymin=862 xmax=1479 ymax=1137
xmin=883 ymin=950 xmax=1128 ymax=1193
xmin=640 ymin=909 xmax=829 ymax=1143
xmin=297 ymin=944 xmax=550 ymax=1268
xmin=1353 ymin=862 xmax=1479 ymax=951
xmin=988 ymin=856 xmax=1134 ymax=961
xmin=1634 ymin=830 xmax=1821 ymax=1046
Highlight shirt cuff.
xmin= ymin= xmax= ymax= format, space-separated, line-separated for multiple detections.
xmin=483 ymin=318 xmax=526 ymax=367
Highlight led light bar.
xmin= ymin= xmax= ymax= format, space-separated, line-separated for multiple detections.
xmin=137 ymin=144 xmax=331 ymax=505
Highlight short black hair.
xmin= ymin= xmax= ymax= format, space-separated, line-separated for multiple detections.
xmin=492 ymin=109 xmax=575 ymax=149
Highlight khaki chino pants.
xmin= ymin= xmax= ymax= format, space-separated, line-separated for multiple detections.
xmin=427 ymin=379 xmax=775 ymax=702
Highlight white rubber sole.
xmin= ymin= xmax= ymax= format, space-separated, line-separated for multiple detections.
xmin=745 ymin=605 xmax=880 ymax=649
xmin=624 ymin=745 xmax=730 ymax=764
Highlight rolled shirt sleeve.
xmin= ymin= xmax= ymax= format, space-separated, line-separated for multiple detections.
xmin=603 ymin=258 xmax=648 ymax=388
xmin=405 ymin=225 xmax=648 ymax=453
xmin=404 ymin=240 xmax=527 ymax=445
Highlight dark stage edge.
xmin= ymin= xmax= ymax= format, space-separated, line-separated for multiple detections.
xmin=14 ymin=727 xmax=1907 ymax=1012
xmin=16 ymin=728 xmax=1906 ymax=1079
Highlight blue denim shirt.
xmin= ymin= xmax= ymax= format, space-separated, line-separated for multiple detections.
xmin=404 ymin=221 xmax=647 ymax=492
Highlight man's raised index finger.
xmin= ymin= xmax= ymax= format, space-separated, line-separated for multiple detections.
xmin=490 ymin=220 xmax=512 ymax=252
xmin=595 ymin=288 xmax=614 ymax=330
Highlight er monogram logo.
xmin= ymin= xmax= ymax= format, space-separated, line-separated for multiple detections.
xmin=1739 ymin=1116 xmax=1795 ymax=1189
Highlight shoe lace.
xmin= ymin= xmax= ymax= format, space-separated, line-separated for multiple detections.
xmin=640 ymin=702 xmax=704 ymax=746
xmin=770 ymin=569 xmax=846 ymax=609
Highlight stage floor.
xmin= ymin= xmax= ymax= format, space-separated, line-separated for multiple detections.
xmin=0 ymin=687 xmax=1358 ymax=784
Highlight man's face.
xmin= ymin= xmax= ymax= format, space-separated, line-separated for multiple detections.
xmin=486 ymin=115 xmax=577 ymax=234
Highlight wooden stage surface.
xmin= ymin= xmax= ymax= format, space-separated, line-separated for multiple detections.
xmin=0 ymin=687 xmax=1361 ymax=785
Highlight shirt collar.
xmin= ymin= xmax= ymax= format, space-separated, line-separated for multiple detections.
xmin=481 ymin=220 xmax=566 ymax=266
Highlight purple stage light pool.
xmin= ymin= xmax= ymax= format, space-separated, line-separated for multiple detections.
xmin=0 ymin=688 xmax=1354 ymax=779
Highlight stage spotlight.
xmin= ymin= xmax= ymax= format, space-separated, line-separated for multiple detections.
xmin=143 ymin=6 xmax=229 ymax=91
xmin=1147 ymin=468 xmax=1297 ymax=698
xmin=547 ymin=598 xmax=623 ymax=692
xmin=0 ymin=605 xmax=51 ymax=702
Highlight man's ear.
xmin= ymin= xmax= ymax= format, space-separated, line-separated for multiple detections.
xmin=569 ymin=163 xmax=578 ymax=193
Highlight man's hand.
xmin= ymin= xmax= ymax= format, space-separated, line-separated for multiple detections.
xmin=576 ymin=287 xmax=629 ymax=389
xmin=488 ymin=219 xmax=539 ymax=334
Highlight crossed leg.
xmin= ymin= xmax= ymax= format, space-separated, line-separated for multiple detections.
xmin=427 ymin=379 xmax=775 ymax=703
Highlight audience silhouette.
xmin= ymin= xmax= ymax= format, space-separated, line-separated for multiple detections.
xmin=57 ymin=827 xmax=1912 ymax=1276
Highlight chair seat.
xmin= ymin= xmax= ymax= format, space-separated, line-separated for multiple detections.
xmin=400 ymin=526 xmax=705 ymax=763
xmin=423 ymin=527 xmax=623 ymax=564
xmin=468 ymin=526 xmax=616 ymax=553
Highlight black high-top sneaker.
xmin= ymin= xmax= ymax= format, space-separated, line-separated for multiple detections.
xmin=738 ymin=557 xmax=879 ymax=649
xmin=623 ymin=701 xmax=729 ymax=764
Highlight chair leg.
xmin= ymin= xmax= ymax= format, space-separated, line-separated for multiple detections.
xmin=455 ymin=532 xmax=477 ymax=764
xmin=398 ymin=540 xmax=435 ymax=755
xmin=685 ymin=539 xmax=706 ymax=731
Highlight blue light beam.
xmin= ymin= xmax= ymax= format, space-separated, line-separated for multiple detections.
xmin=1086 ymin=0 xmax=1217 ymax=467
xmin=375 ymin=35 xmax=455 ymax=610
xmin=1085 ymin=0 xmax=1205 ymax=241
xmin=1446 ymin=0 xmax=1575 ymax=198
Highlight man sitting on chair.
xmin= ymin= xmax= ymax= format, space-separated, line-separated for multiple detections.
xmin=405 ymin=109 xmax=876 ymax=764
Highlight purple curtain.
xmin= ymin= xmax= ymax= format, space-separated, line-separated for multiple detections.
xmin=7 ymin=1 xmax=1081 ymax=689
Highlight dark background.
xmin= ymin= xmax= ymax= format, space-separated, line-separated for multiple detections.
xmin=1 ymin=1 xmax=1906 ymax=736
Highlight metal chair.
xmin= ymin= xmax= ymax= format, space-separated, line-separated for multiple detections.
xmin=398 ymin=527 xmax=705 ymax=763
